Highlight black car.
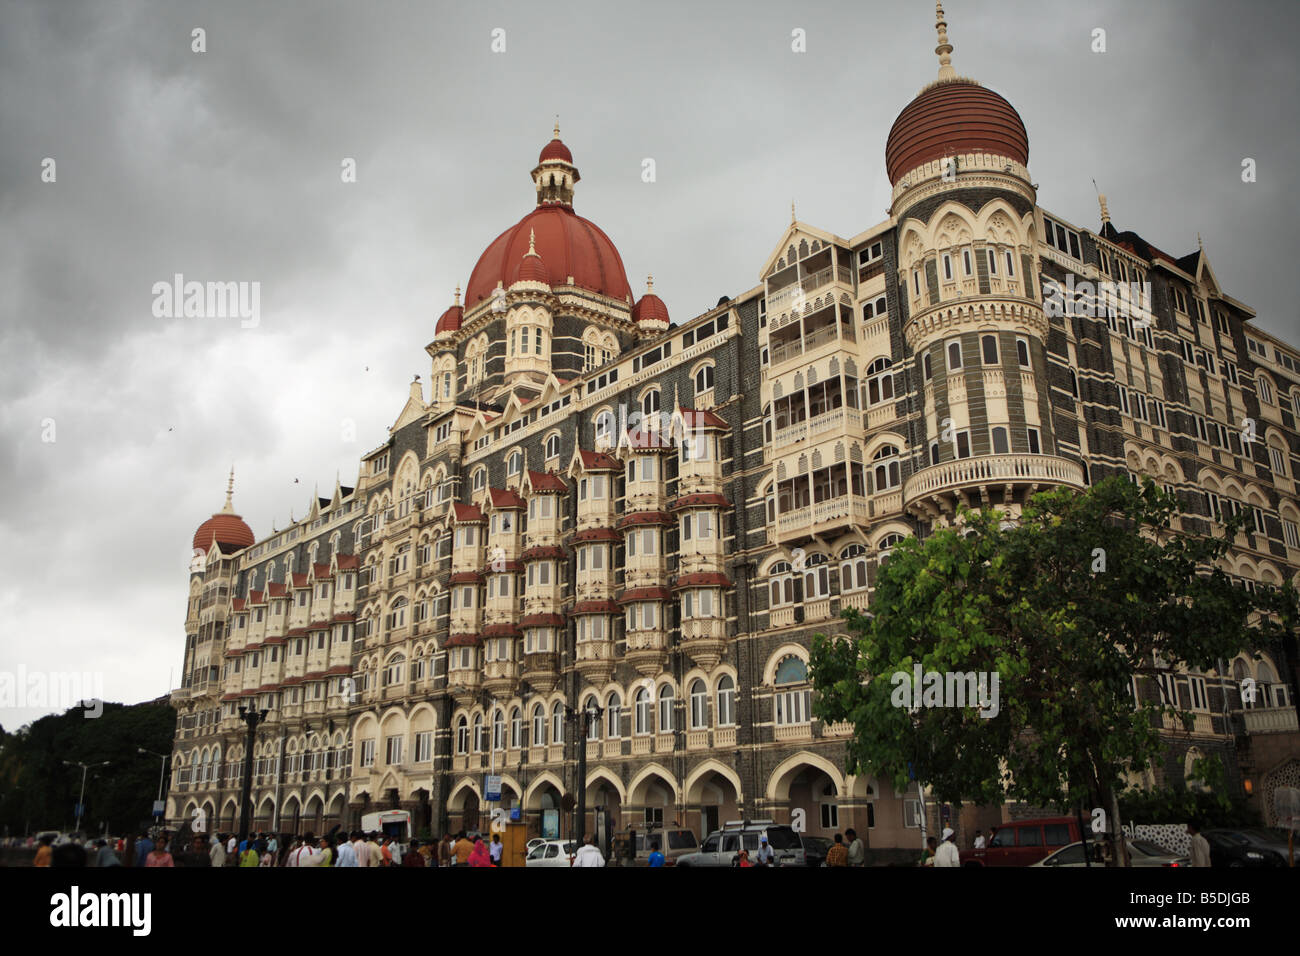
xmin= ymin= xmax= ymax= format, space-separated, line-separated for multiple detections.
xmin=800 ymin=835 xmax=831 ymax=867
xmin=1203 ymin=828 xmax=1295 ymax=867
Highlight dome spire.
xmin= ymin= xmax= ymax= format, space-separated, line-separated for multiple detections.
xmin=527 ymin=228 xmax=539 ymax=256
xmin=553 ymin=116 xmax=560 ymax=139
xmin=646 ymin=273 xmax=654 ymax=293
xmin=935 ymin=1 xmax=956 ymax=81
xmin=222 ymin=466 xmax=236 ymax=513
xmin=454 ymin=284 xmax=461 ymax=306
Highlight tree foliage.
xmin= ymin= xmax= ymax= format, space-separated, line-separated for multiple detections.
xmin=0 ymin=701 xmax=176 ymax=835
xmin=811 ymin=477 xmax=1296 ymax=824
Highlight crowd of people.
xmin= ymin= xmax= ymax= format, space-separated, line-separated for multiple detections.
xmin=29 ymin=828 xmax=519 ymax=868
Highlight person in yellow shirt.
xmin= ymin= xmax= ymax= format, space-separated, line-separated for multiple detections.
xmin=453 ymin=831 xmax=474 ymax=866
xmin=34 ymin=835 xmax=54 ymax=867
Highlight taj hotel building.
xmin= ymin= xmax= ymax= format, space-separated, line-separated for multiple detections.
xmin=170 ymin=7 xmax=1300 ymax=854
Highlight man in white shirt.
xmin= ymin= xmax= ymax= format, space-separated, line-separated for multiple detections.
xmin=352 ymin=832 xmax=371 ymax=867
xmin=295 ymin=834 xmax=323 ymax=867
xmin=336 ymin=837 xmax=358 ymax=867
xmin=934 ymin=828 xmax=960 ymax=867
xmin=573 ymin=835 xmax=605 ymax=867
xmin=973 ymin=830 xmax=987 ymax=849
xmin=226 ymin=834 xmax=238 ymax=858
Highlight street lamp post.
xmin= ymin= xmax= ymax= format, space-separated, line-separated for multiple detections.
xmin=568 ymin=700 xmax=603 ymax=849
xmin=138 ymin=747 xmax=170 ymax=806
xmin=237 ymin=707 xmax=269 ymax=844
xmin=63 ymin=760 xmax=110 ymax=835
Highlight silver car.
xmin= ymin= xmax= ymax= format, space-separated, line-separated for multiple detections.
xmin=1033 ymin=838 xmax=1189 ymax=867
xmin=675 ymin=821 xmax=804 ymax=867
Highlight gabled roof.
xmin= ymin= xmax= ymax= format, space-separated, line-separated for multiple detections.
xmin=759 ymin=221 xmax=849 ymax=280
xmin=489 ymin=487 xmax=527 ymax=510
xmin=576 ymin=448 xmax=621 ymax=471
xmin=452 ymin=502 xmax=485 ymax=523
xmin=525 ymin=470 xmax=567 ymax=493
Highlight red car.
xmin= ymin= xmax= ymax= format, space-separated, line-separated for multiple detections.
xmin=961 ymin=817 xmax=1084 ymax=867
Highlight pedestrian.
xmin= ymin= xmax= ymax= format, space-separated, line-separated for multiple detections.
xmin=266 ymin=833 xmax=279 ymax=858
xmin=33 ymin=834 xmax=53 ymax=867
xmin=453 ymin=831 xmax=474 ymax=867
xmin=96 ymin=839 xmax=122 ymax=868
xmin=755 ymin=837 xmax=775 ymax=867
xmin=259 ymin=841 xmax=275 ymax=867
xmin=934 ymin=827 xmax=960 ymax=867
xmin=573 ymin=834 xmax=605 ymax=867
xmin=336 ymin=833 xmax=359 ymax=867
xmin=148 ymin=842 xmax=176 ymax=867
xmin=178 ymin=835 xmax=211 ymax=867
xmin=402 ymin=839 xmax=425 ymax=867
xmin=973 ymin=830 xmax=987 ymax=850
xmin=825 ymin=833 xmax=848 ymax=867
xmin=136 ymin=830 xmax=155 ymax=866
xmin=438 ymin=832 xmax=454 ymax=867
xmin=737 ymin=849 xmax=753 ymax=868
xmin=225 ymin=832 xmax=237 ymax=860
xmin=920 ymin=836 xmax=937 ymax=867
xmin=647 ymin=840 xmax=665 ymax=868
xmin=846 ymin=828 xmax=865 ymax=866
xmin=239 ymin=842 xmax=259 ymax=867
xmin=419 ymin=838 xmax=435 ymax=867
xmin=468 ymin=837 xmax=493 ymax=867
xmin=207 ymin=833 xmax=226 ymax=867
xmin=367 ymin=832 xmax=384 ymax=867
xmin=380 ymin=836 xmax=395 ymax=867
xmin=352 ymin=831 xmax=371 ymax=867
xmin=488 ymin=833 xmax=503 ymax=867
xmin=1187 ymin=821 xmax=1211 ymax=868
xmin=295 ymin=834 xmax=322 ymax=867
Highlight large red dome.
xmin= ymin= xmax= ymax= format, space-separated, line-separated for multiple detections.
xmin=885 ymin=79 xmax=1028 ymax=186
xmin=193 ymin=513 xmax=255 ymax=552
xmin=465 ymin=204 xmax=631 ymax=307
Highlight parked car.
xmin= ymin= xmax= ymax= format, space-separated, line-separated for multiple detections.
xmin=675 ymin=820 xmax=804 ymax=867
xmin=961 ymin=817 xmax=1083 ymax=867
xmin=626 ymin=827 xmax=699 ymax=866
xmin=524 ymin=839 xmax=579 ymax=868
xmin=800 ymin=835 xmax=831 ymax=867
xmin=1033 ymin=838 xmax=1189 ymax=867
xmin=1203 ymin=828 xmax=1295 ymax=868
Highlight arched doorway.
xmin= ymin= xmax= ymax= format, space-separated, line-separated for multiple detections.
xmin=685 ymin=763 xmax=741 ymax=839
xmin=447 ymin=779 xmax=481 ymax=835
xmin=767 ymin=753 xmax=846 ymax=838
xmin=629 ymin=765 xmax=679 ymax=830
xmin=525 ymin=776 xmax=564 ymax=840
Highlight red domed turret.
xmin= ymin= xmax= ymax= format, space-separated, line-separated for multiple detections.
xmin=193 ymin=469 xmax=255 ymax=552
xmin=884 ymin=2 xmax=1029 ymax=186
xmin=511 ymin=229 xmax=551 ymax=285
xmin=436 ymin=287 xmax=464 ymax=336
xmin=632 ymin=274 xmax=670 ymax=331
xmin=539 ymin=136 xmax=573 ymax=164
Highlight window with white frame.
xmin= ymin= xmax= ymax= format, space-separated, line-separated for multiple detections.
xmin=773 ymin=656 xmax=811 ymax=725
xmin=414 ymin=731 xmax=432 ymax=763
xmin=689 ymin=679 xmax=708 ymax=729
xmin=657 ymin=684 xmax=675 ymax=732
xmin=716 ymin=675 xmax=736 ymax=726
xmin=635 ymin=687 xmax=652 ymax=735
xmin=531 ymin=705 xmax=546 ymax=746
xmin=694 ymin=365 xmax=715 ymax=395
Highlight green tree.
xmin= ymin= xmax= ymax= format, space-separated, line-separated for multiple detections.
xmin=811 ymin=476 xmax=1296 ymax=865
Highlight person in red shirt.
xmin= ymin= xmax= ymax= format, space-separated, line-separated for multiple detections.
xmin=737 ymin=849 xmax=753 ymax=868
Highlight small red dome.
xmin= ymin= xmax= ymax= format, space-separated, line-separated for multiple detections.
xmin=885 ymin=79 xmax=1028 ymax=186
xmin=539 ymin=137 xmax=573 ymax=164
xmin=436 ymin=302 xmax=463 ymax=335
xmin=633 ymin=293 xmax=669 ymax=325
xmin=466 ymin=205 xmax=630 ymax=307
xmin=512 ymin=248 xmax=550 ymax=285
xmin=193 ymin=513 xmax=255 ymax=552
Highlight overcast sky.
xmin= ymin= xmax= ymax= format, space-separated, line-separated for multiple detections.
xmin=2 ymin=0 xmax=1297 ymax=729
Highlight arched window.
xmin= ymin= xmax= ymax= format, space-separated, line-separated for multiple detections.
xmin=657 ymin=684 xmax=675 ymax=732
xmin=803 ymin=552 xmax=831 ymax=598
xmin=642 ymin=388 xmax=661 ymax=418
xmin=509 ymin=707 xmax=522 ymax=749
xmin=768 ymin=560 xmax=799 ymax=607
xmin=545 ymin=433 xmax=560 ymax=460
xmin=839 ymin=543 xmax=869 ymax=592
xmin=595 ymin=409 xmax=614 ymax=447
xmin=472 ymin=467 xmax=486 ymax=493
xmin=865 ymin=358 xmax=894 ymax=406
xmin=532 ymin=704 xmax=546 ymax=746
xmin=689 ymin=679 xmax=708 ymax=729
xmin=552 ymin=701 xmax=565 ymax=744
xmin=507 ymin=450 xmax=522 ymax=477
xmin=584 ymin=695 xmax=601 ymax=740
xmin=606 ymin=693 xmax=621 ymax=738
xmin=472 ymin=714 xmax=484 ymax=753
xmin=1258 ymin=376 xmax=1274 ymax=405
xmin=878 ymin=533 xmax=905 ymax=563
xmin=492 ymin=708 xmax=505 ymax=751
xmin=773 ymin=656 xmax=811 ymax=725
xmin=872 ymin=445 xmax=901 ymax=492
xmin=695 ymin=364 xmax=715 ymax=395
xmin=456 ymin=716 xmax=469 ymax=755
xmin=991 ymin=426 xmax=1010 ymax=455
xmin=716 ymin=675 xmax=736 ymax=726
xmin=635 ymin=686 xmax=652 ymax=735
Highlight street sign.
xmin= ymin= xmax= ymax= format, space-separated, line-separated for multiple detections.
xmin=485 ymin=775 xmax=502 ymax=802
xmin=152 ymin=800 xmax=165 ymax=816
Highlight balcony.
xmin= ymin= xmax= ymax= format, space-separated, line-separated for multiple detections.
xmin=1243 ymin=707 xmax=1300 ymax=734
xmin=902 ymin=454 xmax=1086 ymax=518
xmin=686 ymin=729 xmax=709 ymax=750
xmin=625 ymin=629 xmax=669 ymax=677
xmin=522 ymin=650 xmax=561 ymax=693
xmin=774 ymin=722 xmax=812 ymax=742
xmin=656 ymin=732 xmax=675 ymax=753
xmin=681 ymin=616 xmax=727 ymax=670
xmin=1161 ymin=711 xmax=1217 ymax=735
xmin=715 ymin=726 xmax=736 ymax=747
xmin=766 ymin=264 xmax=853 ymax=313
xmin=631 ymin=736 xmax=652 ymax=755
xmin=840 ymin=589 xmax=871 ymax=613
xmin=774 ymin=495 xmax=871 ymax=543
xmin=575 ymin=639 xmax=616 ymax=684
xmin=447 ymin=666 xmax=481 ymax=701
xmin=482 ymin=659 xmax=520 ymax=699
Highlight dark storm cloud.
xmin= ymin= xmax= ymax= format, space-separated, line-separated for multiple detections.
xmin=1 ymin=0 xmax=1296 ymax=726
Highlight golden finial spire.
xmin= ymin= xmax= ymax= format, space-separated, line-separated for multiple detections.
xmin=791 ymin=199 xmax=796 ymax=224
xmin=527 ymin=228 xmax=538 ymax=256
xmin=1198 ymin=232 xmax=1203 ymax=251
xmin=935 ymin=1 xmax=956 ymax=81
xmin=647 ymin=274 xmax=654 ymax=293
xmin=1098 ymin=193 xmax=1111 ymax=226
xmin=553 ymin=116 xmax=560 ymax=139
xmin=222 ymin=466 xmax=235 ymax=513
xmin=453 ymin=284 xmax=461 ymax=306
